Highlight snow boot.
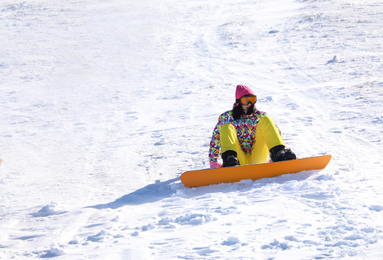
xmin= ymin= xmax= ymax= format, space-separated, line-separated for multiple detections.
xmin=270 ymin=145 xmax=296 ymax=162
xmin=222 ymin=150 xmax=240 ymax=167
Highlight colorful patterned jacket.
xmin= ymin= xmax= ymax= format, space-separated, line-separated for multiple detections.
xmin=209 ymin=109 xmax=267 ymax=162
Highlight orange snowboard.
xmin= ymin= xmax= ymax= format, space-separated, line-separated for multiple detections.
xmin=181 ymin=155 xmax=331 ymax=188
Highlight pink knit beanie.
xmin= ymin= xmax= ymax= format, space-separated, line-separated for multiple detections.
xmin=235 ymin=84 xmax=255 ymax=99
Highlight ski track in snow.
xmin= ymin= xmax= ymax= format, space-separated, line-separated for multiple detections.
xmin=1 ymin=0 xmax=383 ymax=259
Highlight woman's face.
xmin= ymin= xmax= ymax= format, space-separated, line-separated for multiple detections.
xmin=241 ymin=102 xmax=252 ymax=112
xmin=239 ymin=95 xmax=256 ymax=113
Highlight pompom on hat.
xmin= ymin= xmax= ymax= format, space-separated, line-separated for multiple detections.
xmin=235 ymin=84 xmax=256 ymax=99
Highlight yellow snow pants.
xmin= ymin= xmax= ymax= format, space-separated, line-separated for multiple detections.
xmin=220 ymin=116 xmax=285 ymax=165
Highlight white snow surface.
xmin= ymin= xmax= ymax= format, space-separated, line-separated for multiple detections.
xmin=1 ymin=0 xmax=383 ymax=259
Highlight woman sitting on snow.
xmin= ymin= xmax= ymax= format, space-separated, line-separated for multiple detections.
xmin=209 ymin=84 xmax=296 ymax=168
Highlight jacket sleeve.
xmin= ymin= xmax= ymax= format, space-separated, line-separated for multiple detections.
xmin=209 ymin=112 xmax=232 ymax=162
xmin=209 ymin=122 xmax=221 ymax=162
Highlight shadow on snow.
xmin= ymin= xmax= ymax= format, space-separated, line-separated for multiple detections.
xmin=86 ymin=169 xmax=321 ymax=210
xmin=87 ymin=177 xmax=179 ymax=209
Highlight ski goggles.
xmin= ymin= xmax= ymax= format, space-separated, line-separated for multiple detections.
xmin=239 ymin=95 xmax=257 ymax=105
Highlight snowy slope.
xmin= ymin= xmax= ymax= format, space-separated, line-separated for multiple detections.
xmin=0 ymin=0 xmax=383 ymax=259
